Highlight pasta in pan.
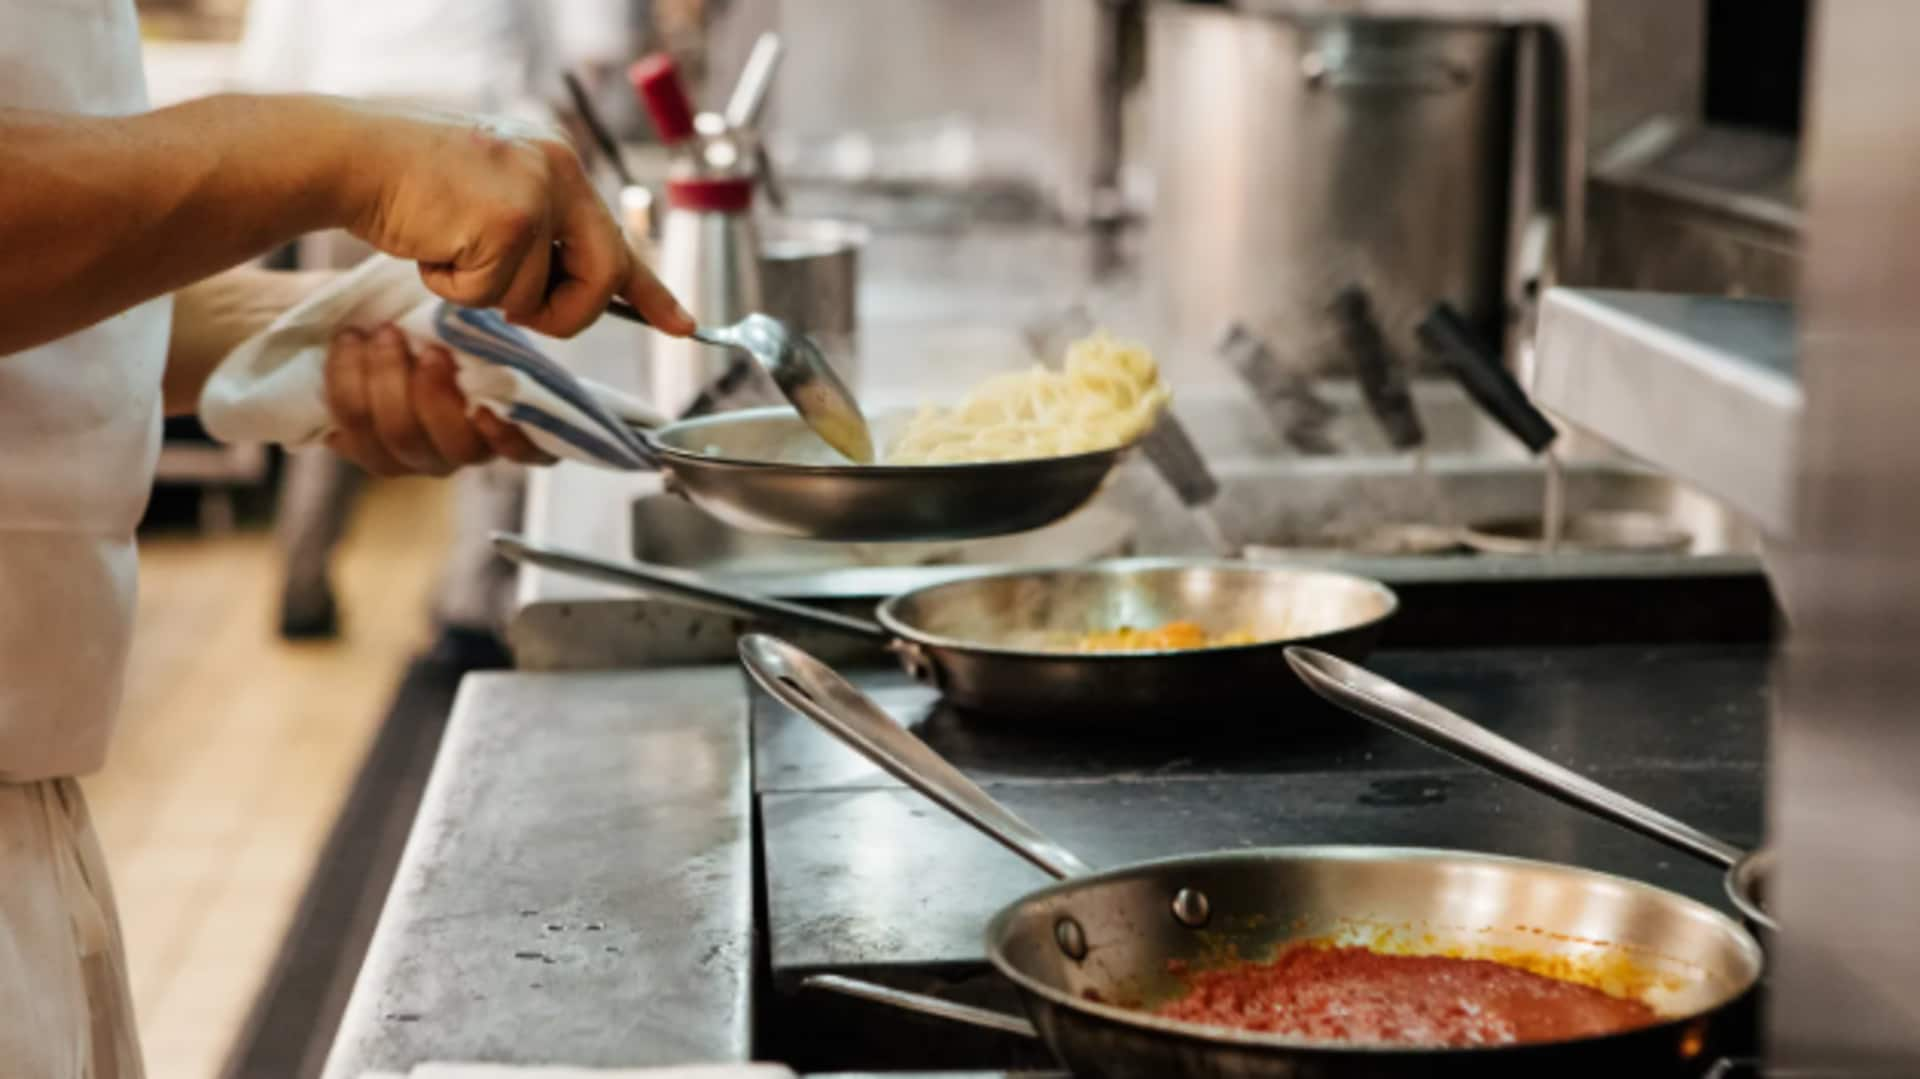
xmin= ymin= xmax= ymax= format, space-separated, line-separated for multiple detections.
xmin=884 ymin=332 xmax=1170 ymax=465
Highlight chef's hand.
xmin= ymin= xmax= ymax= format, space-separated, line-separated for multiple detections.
xmin=323 ymin=325 xmax=556 ymax=477
xmin=334 ymin=103 xmax=694 ymax=339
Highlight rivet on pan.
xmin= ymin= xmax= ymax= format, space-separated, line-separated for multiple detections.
xmin=890 ymin=641 xmax=941 ymax=689
xmin=1171 ymin=888 xmax=1212 ymax=929
xmin=1054 ymin=916 xmax=1089 ymax=961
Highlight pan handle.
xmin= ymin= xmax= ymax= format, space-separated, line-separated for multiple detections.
xmin=801 ymin=975 xmax=1040 ymax=1040
xmin=739 ymin=634 xmax=1096 ymax=881
xmin=1417 ymin=303 xmax=1558 ymax=455
xmin=577 ymin=375 xmax=670 ymax=431
xmin=1285 ymin=647 xmax=1748 ymax=871
xmin=492 ymin=533 xmax=892 ymax=643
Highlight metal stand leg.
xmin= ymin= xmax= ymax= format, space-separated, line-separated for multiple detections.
xmin=275 ymin=449 xmax=363 ymax=638
xmin=198 ymin=488 xmax=237 ymax=535
xmin=433 ymin=461 xmax=528 ymax=635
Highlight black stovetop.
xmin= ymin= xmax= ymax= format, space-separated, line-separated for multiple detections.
xmin=751 ymin=644 xmax=1772 ymax=1073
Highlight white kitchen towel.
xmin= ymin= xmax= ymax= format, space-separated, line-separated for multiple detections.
xmin=201 ymin=254 xmax=665 ymax=469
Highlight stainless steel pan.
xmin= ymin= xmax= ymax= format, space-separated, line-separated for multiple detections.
xmin=494 ymin=534 xmax=1398 ymax=721
xmin=741 ymin=635 xmax=1766 ymax=1078
xmin=636 ymin=406 xmax=1128 ymax=541
xmin=1284 ymin=648 xmax=1776 ymax=939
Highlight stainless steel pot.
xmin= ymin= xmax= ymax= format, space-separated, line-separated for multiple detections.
xmin=744 ymin=635 xmax=1766 ymax=1078
xmin=1149 ymin=8 xmax=1516 ymax=373
xmin=495 ymin=536 xmax=1397 ymax=722
xmin=760 ymin=217 xmax=865 ymax=385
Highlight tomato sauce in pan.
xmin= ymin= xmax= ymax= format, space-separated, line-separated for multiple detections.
xmin=1155 ymin=944 xmax=1660 ymax=1047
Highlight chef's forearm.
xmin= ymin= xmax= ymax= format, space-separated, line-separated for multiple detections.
xmin=162 ymin=266 xmax=333 ymax=416
xmin=0 ymin=94 xmax=369 ymax=356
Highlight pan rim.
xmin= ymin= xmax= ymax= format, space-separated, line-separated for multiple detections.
xmin=646 ymin=406 xmax=1135 ymax=475
xmin=873 ymin=558 xmax=1402 ymax=659
xmin=982 ymin=844 xmax=1766 ymax=1056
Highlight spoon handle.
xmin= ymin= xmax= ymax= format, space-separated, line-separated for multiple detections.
xmin=605 ymin=296 xmax=651 ymax=326
xmin=606 ymin=297 xmax=718 ymax=350
xmin=548 ymin=250 xmax=658 ymax=330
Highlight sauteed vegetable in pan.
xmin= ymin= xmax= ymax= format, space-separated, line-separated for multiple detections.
xmin=496 ymin=536 xmax=1398 ymax=722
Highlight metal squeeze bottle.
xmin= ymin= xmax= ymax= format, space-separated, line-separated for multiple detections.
xmin=629 ymin=53 xmax=764 ymax=419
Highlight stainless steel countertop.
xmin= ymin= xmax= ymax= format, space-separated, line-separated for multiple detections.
xmin=321 ymin=669 xmax=755 ymax=1077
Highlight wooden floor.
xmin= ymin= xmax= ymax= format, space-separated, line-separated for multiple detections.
xmin=84 ymin=477 xmax=452 ymax=1079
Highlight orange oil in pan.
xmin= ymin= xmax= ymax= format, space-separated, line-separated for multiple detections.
xmin=1069 ymin=621 xmax=1258 ymax=652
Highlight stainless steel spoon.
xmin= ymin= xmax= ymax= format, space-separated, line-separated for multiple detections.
xmin=605 ymin=298 xmax=873 ymax=463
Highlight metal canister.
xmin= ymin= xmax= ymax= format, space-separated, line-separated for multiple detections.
xmin=759 ymin=218 xmax=866 ymax=387
xmin=676 ymin=218 xmax=867 ymax=420
xmin=650 ymin=176 xmax=763 ymax=417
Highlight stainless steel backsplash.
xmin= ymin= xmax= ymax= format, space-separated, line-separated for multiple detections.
xmin=705 ymin=0 xmax=1101 ymax=208
xmin=692 ymin=0 xmax=1793 ymax=299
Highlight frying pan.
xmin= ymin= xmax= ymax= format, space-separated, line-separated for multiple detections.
xmin=494 ymin=534 xmax=1399 ymax=721
xmin=741 ymin=635 xmax=1766 ymax=1078
xmin=1284 ymin=648 xmax=1775 ymax=939
xmin=632 ymin=406 xmax=1130 ymax=541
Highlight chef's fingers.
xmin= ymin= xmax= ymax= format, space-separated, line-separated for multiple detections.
xmin=472 ymin=408 xmax=559 ymax=465
xmin=617 ymin=251 xmax=695 ymax=336
xmin=410 ymin=346 xmax=494 ymax=467
xmin=324 ymin=329 xmax=407 ymax=477
xmin=494 ymin=208 xmax=554 ymax=329
xmin=325 ymin=429 xmax=406 ymax=477
xmin=325 ymin=328 xmax=376 ymax=434
xmin=364 ymin=326 xmax=452 ymax=475
xmin=528 ymin=168 xmax=626 ymax=338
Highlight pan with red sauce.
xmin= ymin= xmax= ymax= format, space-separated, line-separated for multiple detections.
xmin=1155 ymin=945 xmax=1660 ymax=1047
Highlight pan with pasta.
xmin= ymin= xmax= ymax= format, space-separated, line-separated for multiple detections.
xmin=634 ymin=332 xmax=1168 ymax=541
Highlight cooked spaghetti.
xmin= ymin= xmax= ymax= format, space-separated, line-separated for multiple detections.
xmin=1070 ymin=621 xmax=1258 ymax=653
xmin=884 ymin=332 xmax=1169 ymax=465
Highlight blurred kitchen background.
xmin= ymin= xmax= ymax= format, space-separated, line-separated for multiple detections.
xmin=115 ymin=1 xmax=1807 ymax=1078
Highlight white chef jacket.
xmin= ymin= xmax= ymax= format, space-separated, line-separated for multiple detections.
xmin=0 ymin=0 xmax=169 ymax=782
xmin=0 ymin=4 xmax=166 ymax=1076
xmin=236 ymin=0 xmax=558 ymax=116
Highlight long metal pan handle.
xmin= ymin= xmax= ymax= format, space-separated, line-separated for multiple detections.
xmin=1285 ymin=647 xmax=1747 ymax=870
xmin=492 ymin=533 xmax=891 ymax=643
xmin=740 ymin=634 xmax=1094 ymax=881
xmin=576 ymin=375 xmax=670 ymax=431
xmin=801 ymin=975 xmax=1040 ymax=1040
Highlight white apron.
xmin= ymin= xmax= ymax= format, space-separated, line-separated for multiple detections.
xmin=0 ymin=0 xmax=169 ymax=1074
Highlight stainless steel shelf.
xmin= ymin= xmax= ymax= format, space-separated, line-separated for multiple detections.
xmin=1533 ymin=287 xmax=1799 ymax=535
